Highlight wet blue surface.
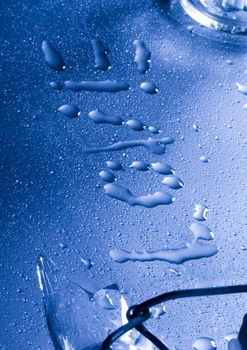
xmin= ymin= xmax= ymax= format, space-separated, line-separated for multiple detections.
xmin=1 ymin=0 xmax=247 ymax=349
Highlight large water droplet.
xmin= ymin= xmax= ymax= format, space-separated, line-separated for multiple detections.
xmin=193 ymin=203 xmax=209 ymax=221
xmin=58 ymin=104 xmax=81 ymax=118
xmin=42 ymin=41 xmax=65 ymax=71
xmin=162 ymin=175 xmax=184 ymax=189
xmin=133 ymin=40 xmax=151 ymax=74
xmin=91 ymin=39 xmax=110 ymax=71
xmin=192 ymin=337 xmax=217 ymax=350
xmin=99 ymin=170 xmax=116 ymax=183
xmin=236 ymin=82 xmax=247 ymax=95
xmin=150 ymin=162 xmax=174 ymax=175
xmin=190 ymin=222 xmax=214 ymax=240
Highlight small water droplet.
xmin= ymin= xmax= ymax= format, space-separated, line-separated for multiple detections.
xmin=140 ymin=81 xmax=158 ymax=94
xmin=49 ymin=82 xmax=63 ymax=90
xmin=80 ymin=257 xmax=93 ymax=269
xmin=193 ymin=123 xmax=199 ymax=131
xmin=58 ymin=104 xmax=81 ymax=118
xmin=200 ymin=155 xmax=209 ymax=163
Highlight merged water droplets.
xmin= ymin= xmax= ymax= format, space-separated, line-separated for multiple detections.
xmin=109 ymin=240 xmax=217 ymax=264
xmin=42 ymin=41 xmax=65 ymax=71
xmin=104 ymin=183 xmax=174 ymax=208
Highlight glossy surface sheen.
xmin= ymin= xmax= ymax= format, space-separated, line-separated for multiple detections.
xmin=1 ymin=0 xmax=247 ymax=349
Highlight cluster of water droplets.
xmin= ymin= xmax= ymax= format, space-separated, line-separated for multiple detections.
xmin=39 ymin=37 xmax=226 ymax=350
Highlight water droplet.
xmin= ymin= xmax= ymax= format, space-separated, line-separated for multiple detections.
xmin=224 ymin=332 xmax=238 ymax=342
xmin=49 ymin=82 xmax=63 ymax=90
xmin=190 ymin=222 xmax=214 ymax=240
xmin=150 ymin=162 xmax=174 ymax=175
xmin=193 ymin=203 xmax=209 ymax=221
xmin=91 ymin=39 xmax=110 ymax=71
xmin=129 ymin=161 xmax=149 ymax=171
xmin=126 ymin=118 xmax=144 ymax=131
xmin=236 ymin=82 xmax=247 ymax=95
xmin=193 ymin=123 xmax=199 ymax=131
xmin=58 ymin=104 xmax=81 ymax=118
xmin=162 ymin=175 xmax=184 ymax=189
xmin=64 ymin=80 xmax=130 ymax=92
xmin=106 ymin=160 xmax=123 ymax=171
xmin=84 ymin=137 xmax=174 ymax=155
xmin=41 ymin=41 xmax=65 ymax=71
xmin=109 ymin=240 xmax=217 ymax=263
xmin=89 ymin=109 xmax=123 ymax=125
xmin=133 ymin=40 xmax=151 ymax=74
xmin=140 ymin=81 xmax=158 ymax=94
xmin=99 ymin=170 xmax=116 ymax=183
xmin=148 ymin=126 xmax=160 ymax=134
xmin=80 ymin=257 xmax=93 ymax=269
xmin=104 ymin=183 xmax=174 ymax=208
xmin=200 ymin=155 xmax=209 ymax=163
xmin=192 ymin=337 xmax=217 ymax=350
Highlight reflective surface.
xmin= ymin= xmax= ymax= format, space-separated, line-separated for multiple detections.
xmin=1 ymin=0 xmax=247 ymax=349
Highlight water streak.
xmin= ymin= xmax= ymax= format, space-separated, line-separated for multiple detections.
xmin=83 ymin=137 xmax=174 ymax=155
xmin=89 ymin=109 xmax=123 ymax=125
xmin=110 ymin=240 xmax=218 ymax=263
xmin=64 ymin=80 xmax=130 ymax=92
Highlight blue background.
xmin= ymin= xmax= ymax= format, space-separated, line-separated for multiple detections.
xmin=1 ymin=0 xmax=247 ymax=349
